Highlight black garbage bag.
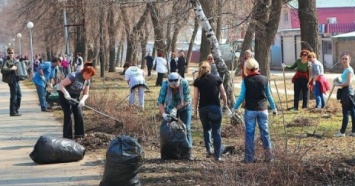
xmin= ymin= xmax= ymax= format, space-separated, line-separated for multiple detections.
xmin=29 ymin=136 xmax=85 ymax=164
xmin=160 ymin=117 xmax=191 ymax=160
xmin=100 ymin=135 xmax=144 ymax=186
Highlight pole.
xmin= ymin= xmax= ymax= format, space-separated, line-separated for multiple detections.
xmin=282 ymin=67 xmax=288 ymax=109
xmin=63 ymin=7 xmax=71 ymax=74
xmin=29 ymin=28 xmax=34 ymax=75
xmin=18 ymin=38 xmax=21 ymax=56
xmin=325 ymin=85 xmax=335 ymax=107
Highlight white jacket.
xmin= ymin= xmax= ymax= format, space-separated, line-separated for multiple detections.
xmin=154 ymin=57 xmax=168 ymax=73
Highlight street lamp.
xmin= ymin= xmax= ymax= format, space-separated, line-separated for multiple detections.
xmin=4 ymin=45 xmax=7 ymax=57
xmin=27 ymin=21 xmax=34 ymax=74
xmin=17 ymin=33 xmax=22 ymax=56
xmin=11 ymin=38 xmax=15 ymax=48
xmin=58 ymin=0 xmax=71 ymax=74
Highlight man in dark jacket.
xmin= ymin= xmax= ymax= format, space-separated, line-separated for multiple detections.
xmin=1 ymin=48 xmax=22 ymax=116
xmin=170 ymin=52 xmax=177 ymax=73
xmin=144 ymin=53 xmax=154 ymax=76
xmin=177 ymin=50 xmax=186 ymax=78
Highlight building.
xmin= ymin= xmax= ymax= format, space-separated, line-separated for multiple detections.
xmin=331 ymin=32 xmax=355 ymax=71
xmin=272 ymin=0 xmax=355 ymax=69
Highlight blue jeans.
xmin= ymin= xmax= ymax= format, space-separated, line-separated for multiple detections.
xmin=35 ymin=84 xmax=48 ymax=110
xmin=8 ymin=80 xmax=22 ymax=114
xmin=314 ymin=82 xmax=325 ymax=108
xmin=178 ymin=107 xmax=192 ymax=148
xmin=199 ymin=105 xmax=222 ymax=159
xmin=244 ymin=109 xmax=273 ymax=163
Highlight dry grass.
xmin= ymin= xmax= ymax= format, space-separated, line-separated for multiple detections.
xmin=47 ymin=69 xmax=355 ymax=185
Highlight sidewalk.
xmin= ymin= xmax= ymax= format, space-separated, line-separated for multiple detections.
xmin=0 ymin=77 xmax=103 ymax=186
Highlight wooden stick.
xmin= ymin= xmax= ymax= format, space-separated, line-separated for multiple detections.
xmin=282 ymin=67 xmax=288 ymax=108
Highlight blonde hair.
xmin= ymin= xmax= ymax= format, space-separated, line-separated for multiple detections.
xmin=307 ymin=52 xmax=317 ymax=59
xmin=207 ymin=54 xmax=213 ymax=59
xmin=197 ymin=61 xmax=211 ymax=78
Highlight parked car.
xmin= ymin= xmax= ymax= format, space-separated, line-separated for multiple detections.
xmin=219 ymin=43 xmax=239 ymax=70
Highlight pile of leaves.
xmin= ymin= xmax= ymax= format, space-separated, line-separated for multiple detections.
xmin=286 ymin=117 xmax=315 ymax=127
xmin=75 ymin=132 xmax=115 ymax=150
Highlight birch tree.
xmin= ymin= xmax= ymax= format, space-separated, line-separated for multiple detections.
xmin=190 ymin=0 xmax=235 ymax=108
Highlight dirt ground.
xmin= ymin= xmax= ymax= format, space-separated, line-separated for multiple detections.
xmin=50 ymin=71 xmax=355 ymax=185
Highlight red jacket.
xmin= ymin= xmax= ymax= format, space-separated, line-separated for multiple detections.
xmin=308 ymin=75 xmax=331 ymax=93
xmin=292 ymin=71 xmax=309 ymax=83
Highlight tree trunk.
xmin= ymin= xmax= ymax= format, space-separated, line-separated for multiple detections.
xmin=148 ymin=2 xmax=166 ymax=53
xmin=99 ymin=0 xmax=105 ymax=77
xmin=199 ymin=0 xmax=215 ymax=62
xmin=190 ymin=0 xmax=235 ymax=108
xmin=236 ymin=2 xmax=257 ymax=71
xmin=132 ymin=5 xmax=149 ymax=65
xmin=298 ymin=0 xmax=319 ymax=55
xmin=166 ymin=19 xmax=172 ymax=55
xmin=253 ymin=0 xmax=282 ymax=78
xmin=121 ymin=8 xmax=132 ymax=64
xmin=108 ymin=6 xmax=116 ymax=72
xmin=215 ymin=0 xmax=222 ymax=42
xmin=186 ymin=17 xmax=199 ymax=71
xmin=140 ymin=22 xmax=149 ymax=69
xmin=74 ymin=0 xmax=86 ymax=60
xmin=171 ymin=25 xmax=181 ymax=53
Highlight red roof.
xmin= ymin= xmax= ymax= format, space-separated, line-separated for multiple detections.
xmin=326 ymin=23 xmax=355 ymax=33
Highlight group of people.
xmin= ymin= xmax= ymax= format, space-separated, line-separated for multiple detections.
xmin=282 ymin=50 xmax=355 ymax=138
xmin=153 ymin=50 xmax=276 ymax=163
xmin=1 ymin=47 xmax=95 ymax=140
xmin=282 ymin=50 xmax=330 ymax=111
xmin=143 ymin=50 xmax=187 ymax=86
xmin=3 ymin=45 xmax=354 ymax=162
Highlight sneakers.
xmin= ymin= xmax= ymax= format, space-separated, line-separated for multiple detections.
xmin=289 ymin=108 xmax=298 ymax=111
xmin=334 ymin=132 xmax=345 ymax=137
xmin=349 ymin=133 xmax=355 ymax=137
xmin=214 ymin=157 xmax=224 ymax=162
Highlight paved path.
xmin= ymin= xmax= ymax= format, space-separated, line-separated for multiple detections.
xmin=0 ymin=77 xmax=103 ymax=186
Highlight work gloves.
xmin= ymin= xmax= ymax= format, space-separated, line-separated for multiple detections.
xmin=281 ymin=63 xmax=287 ymax=69
xmin=78 ymin=95 xmax=89 ymax=107
xmin=40 ymin=75 xmax=46 ymax=82
xmin=333 ymin=77 xmax=342 ymax=86
xmin=162 ymin=113 xmax=170 ymax=121
xmin=162 ymin=108 xmax=178 ymax=121
xmin=78 ymin=100 xmax=85 ymax=107
xmin=222 ymin=106 xmax=232 ymax=117
xmin=64 ymin=91 xmax=72 ymax=100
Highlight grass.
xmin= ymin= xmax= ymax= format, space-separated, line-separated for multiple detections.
xmin=39 ymin=67 xmax=355 ymax=185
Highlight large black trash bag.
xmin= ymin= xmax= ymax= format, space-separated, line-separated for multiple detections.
xmin=160 ymin=117 xmax=191 ymax=160
xmin=29 ymin=136 xmax=85 ymax=164
xmin=100 ymin=135 xmax=144 ymax=186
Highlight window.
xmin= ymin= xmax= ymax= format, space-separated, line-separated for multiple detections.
xmin=283 ymin=12 xmax=289 ymax=22
xmin=322 ymin=40 xmax=332 ymax=54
